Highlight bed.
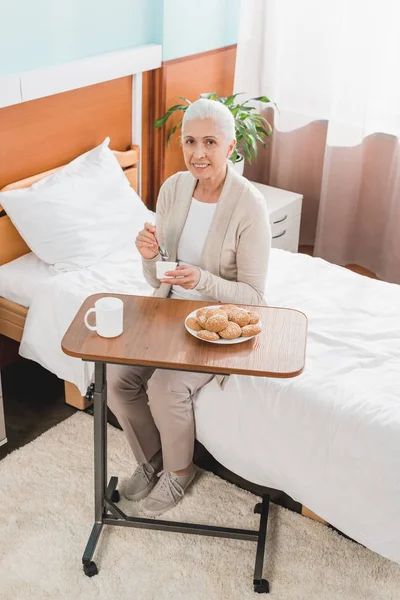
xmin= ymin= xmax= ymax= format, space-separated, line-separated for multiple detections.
xmin=1 ymin=145 xmax=399 ymax=565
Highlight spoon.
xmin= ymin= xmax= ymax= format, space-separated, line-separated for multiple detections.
xmin=154 ymin=235 xmax=169 ymax=261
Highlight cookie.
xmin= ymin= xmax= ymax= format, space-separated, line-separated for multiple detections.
xmin=241 ymin=322 xmax=262 ymax=337
xmin=219 ymin=322 xmax=242 ymax=340
xmin=219 ymin=306 xmax=237 ymax=319
xmin=219 ymin=304 xmax=237 ymax=314
xmin=229 ymin=309 xmax=251 ymax=327
xmin=197 ymin=330 xmax=220 ymax=341
xmin=205 ymin=307 xmax=224 ymax=319
xmin=196 ymin=308 xmax=208 ymax=327
xmin=204 ymin=312 xmax=229 ymax=333
xmin=247 ymin=311 xmax=260 ymax=325
xmin=186 ymin=317 xmax=202 ymax=331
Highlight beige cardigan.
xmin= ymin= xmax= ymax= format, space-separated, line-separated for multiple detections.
xmin=142 ymin=165 xmax=271 ymax=306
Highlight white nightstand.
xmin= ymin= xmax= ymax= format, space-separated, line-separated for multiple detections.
xmin=251 ymin=182 xmax=303 ymax=252
xmin=0 ymin=371 xmax=6 ymax=447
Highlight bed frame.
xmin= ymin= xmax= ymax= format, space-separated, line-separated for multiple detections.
xmin=0 ymin=146 xmax=140 ymax=410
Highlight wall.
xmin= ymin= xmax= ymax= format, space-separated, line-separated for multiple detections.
xmin=0 ymin=1 xmax=240 ymax=206
xmin=162 ymin=0 xmax=241 ymax=61
xmin=0 ymin=0 xmax=240 ymax=77
xmin=0 ymin=0 xmax=162 ymax=77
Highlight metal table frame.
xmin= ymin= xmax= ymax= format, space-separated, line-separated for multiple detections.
xmin=82 ymin=361 xmax=271 ymax=594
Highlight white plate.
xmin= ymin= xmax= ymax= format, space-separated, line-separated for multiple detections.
xmin=184 ymin=305 xmax=257 ymax=345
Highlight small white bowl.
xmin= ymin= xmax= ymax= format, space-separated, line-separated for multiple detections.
xmin=156 ymin=260 xmax=178 ymax=279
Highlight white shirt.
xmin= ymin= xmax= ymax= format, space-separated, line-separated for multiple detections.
xmin=169 ymin=198 xmax=217 ymax=301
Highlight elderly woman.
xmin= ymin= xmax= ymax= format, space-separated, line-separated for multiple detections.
xmin=108 ymin=98 xmax=271 ymax=516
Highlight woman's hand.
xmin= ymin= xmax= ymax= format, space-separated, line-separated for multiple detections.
xmin=161 ymin=265 xmax=201 ymax=289
xmin=135 ymin=222 xmax=159 ymax=260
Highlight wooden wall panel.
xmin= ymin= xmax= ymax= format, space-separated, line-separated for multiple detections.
xmin=141 ymin=68 xmax=165 ymax=211
xmin=0 ymin=76 xmax=132 ymax=189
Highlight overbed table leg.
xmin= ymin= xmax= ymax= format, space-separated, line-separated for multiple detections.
xmin=82 ymin=362 xmax=107 ymax=577
xmin=253 ymin=495 xmax=270 ymax=593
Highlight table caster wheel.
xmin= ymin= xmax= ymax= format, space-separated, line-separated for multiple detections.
xmin=83 ymin=561 xmax=98 ymax=577
xmin=111 ymin=490 xmax=120 ymax=503
xmin=254 ymin=578 xmax=269 ymax=594
xmin=254 ymin=503 xmax=262 ymax=514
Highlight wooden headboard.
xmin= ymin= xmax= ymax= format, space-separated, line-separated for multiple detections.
xmin=0 ymin=77 xmax=133 ymax=189
xmin=0 ymin=146 xmax=140 ymax=266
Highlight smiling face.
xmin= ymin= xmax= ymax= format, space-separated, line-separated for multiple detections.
xmin=182 ymin=118 xmax=236 ymax=182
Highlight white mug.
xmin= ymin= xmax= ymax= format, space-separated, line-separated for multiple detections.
xmin=84 ymin=297 xmax=124 ymax=338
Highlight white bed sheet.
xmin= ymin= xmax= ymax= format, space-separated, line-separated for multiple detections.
xmin=17 ymin=246 xmax=400 ymax=563
xmin=195 ymin=251 xmax=400 ymax=563
xmin=0 ymin=252 xmax=56 ymax=307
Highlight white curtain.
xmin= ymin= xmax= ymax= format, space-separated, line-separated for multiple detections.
xmin=235 ymin=0 xmax=400 ymax=283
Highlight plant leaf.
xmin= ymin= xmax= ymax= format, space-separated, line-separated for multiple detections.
xmin=256 ymin=124 xmax=272 ymax=137
xmin=236 ymin=106 xmax=254 ymax=113
xmin=154 ymin=115 xmax=169 ymax=128
xmin=252 ymin=114 xmax=269 ymax=127
xmin=241 ymin=144 xmax=254 ymax=162
xmin=200 ymin=92 xmax=217 ymax=100
xmin=225 ymin=93 xmax=243 ymax=106
xmin=176 ymin=96 xmax=192 ymax=105
xmin=246 ymin=95 xmax=272 ymax=104
xmin=167 ymin=118 xmax=182 ymax=147
xmin=235 ymin=122 xmax=247 ymax=144
xmin=230 ymin=149 xmax=239 ymax=164
xmin=254 ymin=116 xmax=273 ymax=135
xmin=154 ymin=104 xmax=188 ymax=129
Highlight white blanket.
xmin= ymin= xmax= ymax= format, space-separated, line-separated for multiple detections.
xmin=19 ymin=247 xmax=400 ymax=563
xmin=19 ymin=246 xmax=152 ymax=394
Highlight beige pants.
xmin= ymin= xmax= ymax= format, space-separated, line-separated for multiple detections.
xmin=107 ymin=364 xmax=214 ymax=472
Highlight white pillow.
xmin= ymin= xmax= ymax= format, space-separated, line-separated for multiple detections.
xmin=1 ymin=138 xmax=150 ymax=271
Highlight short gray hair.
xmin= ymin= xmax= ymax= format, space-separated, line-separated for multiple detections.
xmin=182 ymin=98 xmax=236 ymax=143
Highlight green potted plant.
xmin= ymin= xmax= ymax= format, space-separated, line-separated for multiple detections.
xmin=154 ymin=92 xmax=274 ymax=175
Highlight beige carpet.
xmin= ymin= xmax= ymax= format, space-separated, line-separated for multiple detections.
xmin=1 ymin=413 xmax=399 ymax=600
